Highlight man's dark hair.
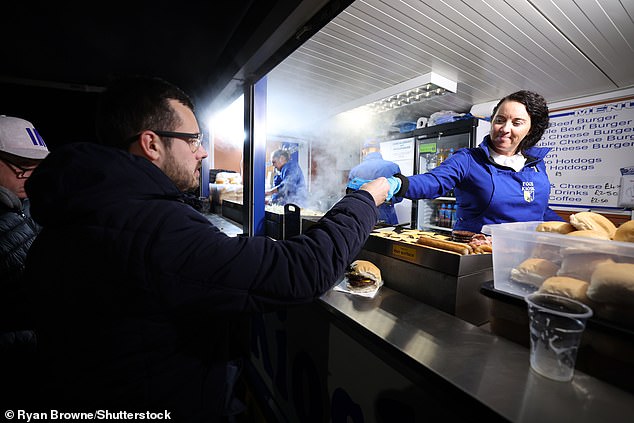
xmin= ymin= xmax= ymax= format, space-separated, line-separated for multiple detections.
xmin=95 ymin=75 xmax=195 ymax=149
xmin=491 ymin=90 xmax=549 ymax=154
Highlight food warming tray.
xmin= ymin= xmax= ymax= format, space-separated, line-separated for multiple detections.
xmin=363 ymin=234 xmax=492 ymax=276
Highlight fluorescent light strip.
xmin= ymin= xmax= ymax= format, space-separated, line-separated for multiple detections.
xmin=331 ymin=72 xmax=457 ymax=116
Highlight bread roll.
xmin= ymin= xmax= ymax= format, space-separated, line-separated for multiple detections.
xmin=566 ymin=229 xmax=611 ymax=240
xmin=510 ymin=258 xmax=559 ymax=286
xmin=539 ymin=276 xmax=590 ymax=303
xmin=613 ymin=220 xmax=634 ymax=243
xmin=569 ymin=211 xmax=617 ymax=238
xmin=557 ymin=253 xmax=613 ymax=281
xmin=588 ymin=261 xmax=634 ymax=305
xmin=536 ymin=221 xmax=575 ymax=234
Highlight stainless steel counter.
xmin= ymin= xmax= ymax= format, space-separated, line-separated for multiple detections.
xmin=204 ymin=213 xmax=244 ymax=237
xmin=319 ymin=286 xmax=634 ymax=423
xmin=206 ymin=213 xmax=634 ymax=421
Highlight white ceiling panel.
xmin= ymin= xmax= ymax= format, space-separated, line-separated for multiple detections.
xmin=267 ymin=0 xmax=634 ymax=130
xmin=531 ymin=0 xmax=634 ymax=85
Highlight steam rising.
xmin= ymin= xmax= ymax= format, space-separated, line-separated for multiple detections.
xmin=290 ymin=106 xmax=405 ymax=212
xmin=206 ymin=71 xmax=412 ymax=213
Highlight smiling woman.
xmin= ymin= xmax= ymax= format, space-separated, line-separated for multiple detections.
xmin=488 ymin=101 xmax=531 ymax=157
xmin=389 ymin=90 xmax=563 ymax=234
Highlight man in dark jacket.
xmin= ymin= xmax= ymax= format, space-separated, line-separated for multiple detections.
xmin=24 ymin=76 xmax=389 ymax=421
xmin=0 ymin=115 xmax=49 ymax=406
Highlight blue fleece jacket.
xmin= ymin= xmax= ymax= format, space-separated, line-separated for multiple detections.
xmin=403 ymin=136 xmax=562 ymax=232
xmin=271 ymin=159 xmax=307 ymax=207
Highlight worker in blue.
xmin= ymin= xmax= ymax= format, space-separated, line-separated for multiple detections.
xmin=390 ymin=90 xmax=563 ymax=233
xmin=348 ymin=139 xmax=402 ymax=225
xmin=266 ymin=148 xmax=307 ymax=207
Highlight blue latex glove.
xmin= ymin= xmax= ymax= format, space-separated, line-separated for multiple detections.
xmin=346 ymin=177 xmax=371 ymax=191
xmin=346 ymin=176 xmax=401 ymax=201
xmin=385 ymin=176 xmax=401 ymax=201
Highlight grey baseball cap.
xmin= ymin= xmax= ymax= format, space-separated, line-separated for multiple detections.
xmin=0 ymin=115 xmax=49 ymax=159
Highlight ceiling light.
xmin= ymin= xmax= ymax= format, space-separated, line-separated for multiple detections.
xmin=332 ymin=72 xmax=457 ymax=116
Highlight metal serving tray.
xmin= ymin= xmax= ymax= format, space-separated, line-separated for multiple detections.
xmin=363 ymin=234 xmax=492 ymax=276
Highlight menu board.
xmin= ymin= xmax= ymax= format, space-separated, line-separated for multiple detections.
xmin=540 ymin=93 xmax=634 ymax=209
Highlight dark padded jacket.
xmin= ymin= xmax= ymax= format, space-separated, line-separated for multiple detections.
xmin=0 ymin=186 xmax=39 ymax=338
xmin=0 ymin=186 xmax=40 ymax=407
xmin=24 ymin=142 xmax=378 ymax=421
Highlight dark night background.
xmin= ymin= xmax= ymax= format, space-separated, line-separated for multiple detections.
xmin=0 ymin=0 xmax=327 ymax=150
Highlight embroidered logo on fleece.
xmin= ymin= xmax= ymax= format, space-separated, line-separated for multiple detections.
xmin=522 ymin=181 xmax=535 ymax=202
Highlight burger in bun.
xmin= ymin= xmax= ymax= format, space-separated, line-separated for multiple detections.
xmin=569 ymin=211 xmax=617 ymax=238
xmin=510 ymin=258 xmax=559 ymax=287
xmin=345 ymin=260 xmax=382 ymax=293
xmin=536 ymin=221 xmax=575 ymax=234
xmin=613 ymin=220 xmax=634 ymax=243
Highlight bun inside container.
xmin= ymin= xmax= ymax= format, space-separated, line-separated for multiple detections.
xmin=588 ymin=261 xmax=634 ymax=306
xmin=345 ymin=260 xmax=382 ymax=293
xmin=535 ymin=221 xmax=575 ymax=234
xmin=538 ymin=276 xmax=591 ymax=304
xmin=510 ymin=258 xmax=559 ymax=287
xmin=614 ymin=220 xmax=634 ymax=243
xmin=566 ymin=229 xmax=611 ymax=240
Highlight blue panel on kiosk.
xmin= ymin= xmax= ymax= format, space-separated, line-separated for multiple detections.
xmin=200 ymin=134 xmax=210 ymax=198
xmin=251 ymin=77 xmax=267 ymax=236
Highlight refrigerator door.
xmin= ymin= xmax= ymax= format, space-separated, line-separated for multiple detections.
xmin=413 ymin=118 xmax=483 ymax=231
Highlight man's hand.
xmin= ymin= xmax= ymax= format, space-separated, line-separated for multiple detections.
xmin=359 ymin=177 xmax=390 ymax=207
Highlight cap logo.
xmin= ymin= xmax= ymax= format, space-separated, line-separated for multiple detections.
xmin=26 ymin=127 xmax=47 ymax=147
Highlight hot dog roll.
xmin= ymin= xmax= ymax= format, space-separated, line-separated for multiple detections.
xmin=417 ymin=236 xmax=471 ymax=255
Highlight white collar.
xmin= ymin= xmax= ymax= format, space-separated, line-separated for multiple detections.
xmin=488 ymin=148 xmax=526 ymax=172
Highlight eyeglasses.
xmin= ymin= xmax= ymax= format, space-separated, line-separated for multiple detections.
xmin=0 ymin=155 xmax=38 ymax=179
xmin=152 ymin=130 xmax=204 ymax=153
xmin=127 ymin=130 xmax=204 ymax=153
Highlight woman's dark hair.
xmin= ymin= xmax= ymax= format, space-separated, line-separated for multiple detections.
xmin=491 ymin=90 xmax=549 ymax=154
xmin=95 ymin=75 xmax=194 ymax=149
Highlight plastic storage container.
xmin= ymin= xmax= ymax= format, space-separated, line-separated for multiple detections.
xmin=481 ymin=221 xmax=634 ymax=297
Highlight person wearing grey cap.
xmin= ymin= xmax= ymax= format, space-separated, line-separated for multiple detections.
xmin=348 ymin=139 xmax=403 ymax=225
xmin=0 ymin=115 xmax=49 ymax=406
